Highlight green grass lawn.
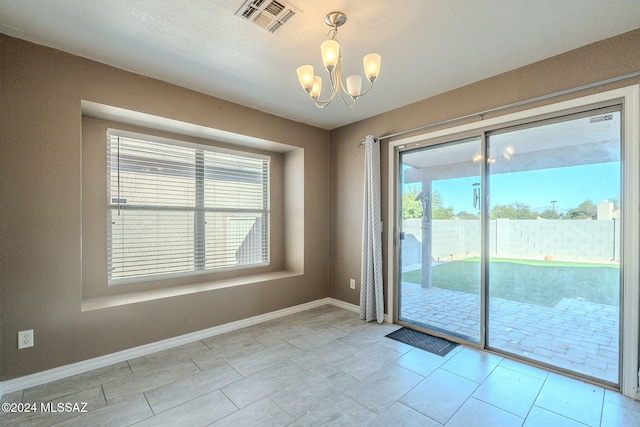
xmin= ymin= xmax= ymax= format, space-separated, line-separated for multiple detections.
xmin=402 ymin=258 xmax=619 ymax=307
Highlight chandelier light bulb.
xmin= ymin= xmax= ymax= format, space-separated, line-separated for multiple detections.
xmin=346 ymin=75 xmax=362 ymax=97
xmin=296 ymin=65 xmax=315 ymax=92
xmin=363 ymin=53 xmax=381 ymax=82
xmin=310 ymin=76 xmax=322 ymax=99
xmin=321 ymin=39 xmax=340 ymax=72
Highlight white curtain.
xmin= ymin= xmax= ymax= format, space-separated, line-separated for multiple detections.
xmin=360 ymin=135 xmax=384 ymax=323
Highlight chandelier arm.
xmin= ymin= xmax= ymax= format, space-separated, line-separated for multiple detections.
xmin=312 ymin=95 xmax=333 ymax=108
xmin=328 ymin=63 xmax=342 ymax=98
xmin=332 ymin=54 xmax=356 ymax=107
xmin=337 ymin=90 xmax=357 ymax=108
xmin=307 ymin=88 xmax=337 ymax=105
xmin=307 ymin=67 xmax=340 ymax=107
xmin=354 ymin=79 xmax=376 ymax=98
xmin=335 ymin=61 xmax=348 ymax=95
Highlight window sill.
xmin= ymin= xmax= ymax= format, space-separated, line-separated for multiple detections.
xmin=81 ymin=270 xmax=302 ymax=312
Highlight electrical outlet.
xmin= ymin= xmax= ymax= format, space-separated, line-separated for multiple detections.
xmin=349 ymin=279 xmax=356 ymax=289
xmin=18 ymin=329 xmax=34 ymax=349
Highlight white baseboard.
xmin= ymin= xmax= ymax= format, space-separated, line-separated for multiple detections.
xmin=329 ymin=298 xmax=390 ymax=323
xmin=325 ymin=297 xmax=359 ymax=313
xmin=1 ymin=297 xmax=365 ymax=395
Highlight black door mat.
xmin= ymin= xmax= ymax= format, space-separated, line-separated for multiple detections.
xmin=386 ymin=327 xmax=458 ymax=357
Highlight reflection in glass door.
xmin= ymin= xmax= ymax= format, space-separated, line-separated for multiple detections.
xmin=486 ymin=110 xmax=621 ymax=384
xmin=398 ymin=137 xmax=482 ymax=342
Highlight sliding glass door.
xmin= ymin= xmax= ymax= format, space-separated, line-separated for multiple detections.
xmin=398 ymin=136 xmax=482 ymax=343
xmin=486 ymin=109 xmax=621 ymax=383
xmin=396 ymin=107 xmax=621 ymax=385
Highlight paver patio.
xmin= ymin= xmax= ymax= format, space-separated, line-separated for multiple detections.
xmin=399 ymin=282 xmax=619 ymax=383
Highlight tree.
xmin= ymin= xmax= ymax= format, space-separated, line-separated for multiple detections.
xmin=402 ymin=185 xmax=422 ymax=219
xmin=456 ymin=210 xmax=480 ymax=220
xmin=432 ymin=189 xmax=455 ymax=219
xmin=564 ymin=199 xmax=596 ymax=220
xmin=433 ymin=204 xmax=455 ymax=219
xmin=490 ymin=202 xmax=537 ymax=220
xmin=401 ymin=186 xmax=455 ymax=219
xmin=538 ymin=208 xmax=561 ymax=219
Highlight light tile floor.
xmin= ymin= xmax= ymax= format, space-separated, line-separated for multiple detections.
xmin=1 ymin=305 xmax=639 ymax=426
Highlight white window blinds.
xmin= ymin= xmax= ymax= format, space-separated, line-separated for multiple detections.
xmin=107 ymin=131 xmax=270 ymax=284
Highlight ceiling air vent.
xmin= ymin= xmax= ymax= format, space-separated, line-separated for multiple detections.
xmin=235 ymin=0 xmax=299 ymax=33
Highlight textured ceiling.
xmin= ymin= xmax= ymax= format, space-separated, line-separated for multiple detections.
xmin=1 ymin=0 xmax=638 ymax=129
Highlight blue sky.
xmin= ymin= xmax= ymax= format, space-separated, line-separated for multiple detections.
xmin=429 ymin=162 xmax=620 ymax=214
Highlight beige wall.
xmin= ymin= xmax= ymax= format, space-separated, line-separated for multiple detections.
xmin=2 ymin=28 xmax=639 ymax=382
xmin=0 ymin=34 xmax=329 ymax=380
xmin=328 ymin=29 xmax=640 ymax=305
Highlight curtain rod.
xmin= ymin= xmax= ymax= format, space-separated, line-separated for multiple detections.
xmin=358 ymin=71 xmax=640 ymax=146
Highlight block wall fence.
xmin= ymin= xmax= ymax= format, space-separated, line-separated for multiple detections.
xmin=402 ymin=218 xmax=620 ymax=265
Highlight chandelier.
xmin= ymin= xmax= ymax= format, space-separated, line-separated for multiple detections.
xmin=296 ymin=11 xmax=381 ymax=108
